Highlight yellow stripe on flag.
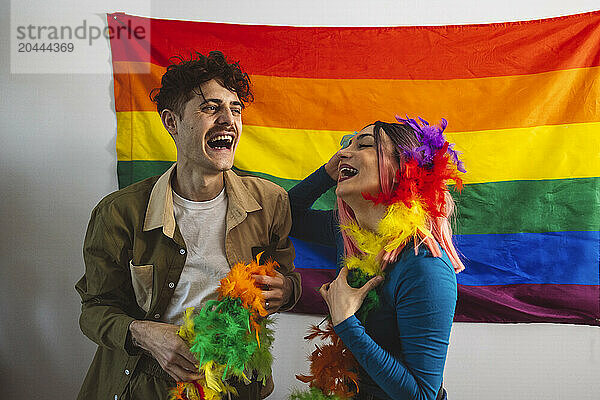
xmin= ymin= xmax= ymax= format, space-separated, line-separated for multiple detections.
xmin=116 ymin=111 xmax=600 ymax=184
xmin=236 ymin=125 xmax=347 ymax=179
xmin=446 ymin=125 xmax=600 ymax=184
xmin=116 ymin=111 xmax=176 ymax=161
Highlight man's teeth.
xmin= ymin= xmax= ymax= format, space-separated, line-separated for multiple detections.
xmin=207 ymin=135 xmax=233 ymax=148
xmin=209 ymin=135 xmax=233 ymax=143
xmin=340 ymin=167 xmax=358 ymax=177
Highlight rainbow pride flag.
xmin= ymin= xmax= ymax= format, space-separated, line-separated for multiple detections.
xmin=108 ymin=11 xmax=600 ymax=325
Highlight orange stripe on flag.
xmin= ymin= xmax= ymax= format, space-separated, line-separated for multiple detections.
xmin=114 ymin=61 xmax=600 ymax=132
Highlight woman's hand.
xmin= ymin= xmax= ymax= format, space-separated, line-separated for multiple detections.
xmin=319 ymin=266 xmax=384 ymax=326
xmin=324 ymin=150 xmax=343 ymax=181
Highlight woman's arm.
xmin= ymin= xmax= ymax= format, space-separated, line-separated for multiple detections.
xmin=332 ymin=258 xmax=457 ymax=400
xmin=288 ymin=164 xmax=339 ymax=246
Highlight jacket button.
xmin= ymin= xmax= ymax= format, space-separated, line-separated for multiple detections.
xmin=154 ymin=313 xmax=160 ymax=319
xmin=124 ymin=369 xmax=130 ymax=375
xmin=114 ymin=396 xmax=118 ymax=400
xmin=180 ymin=248 xmax=186 ymax=255
xmin=168 ymin=282 xmax=175 ymax=288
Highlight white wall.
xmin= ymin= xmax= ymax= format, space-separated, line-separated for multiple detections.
xmin=1 ymin=1 xmax=598 ymax=399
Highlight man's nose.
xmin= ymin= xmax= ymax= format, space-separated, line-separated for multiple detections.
xmin=216 ymin=108 xmax=234 ymax=125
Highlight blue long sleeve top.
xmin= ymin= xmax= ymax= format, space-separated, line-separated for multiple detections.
xmin=288 ymin=166 xmax=457 ymax=400
xmin=288 ymin=166 xmax=344 ymax=267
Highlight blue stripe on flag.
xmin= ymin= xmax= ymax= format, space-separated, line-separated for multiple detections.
xmin=292 ymin=231 xmax=599 ymax=285
xmin=290 ymin=237 xmax=337 ymax=269
xmin=456 ymin=231 xmax=599 ymax=285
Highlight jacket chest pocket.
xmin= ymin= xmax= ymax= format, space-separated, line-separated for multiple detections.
xmin=129 ymin=261 xmax=153 ymax=312
xmin=251 ymin=232 xmax=280 ymax=262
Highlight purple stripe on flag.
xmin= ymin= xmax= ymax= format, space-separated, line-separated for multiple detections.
xmin=290 ymin=271 xmax=600 ymax=326
xmin=291 ymin=268 xmax=337 ymax=314
xmin=455 ymin=284 xmax=600 ymax=325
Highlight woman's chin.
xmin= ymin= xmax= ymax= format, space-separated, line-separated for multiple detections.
xmin=335 ymin=185 xmax=350 ymax=200
xmin=337 ymin=182 xmax=378 ymax=203
xmin=336 ymin=187 xmax=360 ymax=208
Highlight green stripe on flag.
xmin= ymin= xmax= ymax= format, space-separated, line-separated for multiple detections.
xmin=454 ymin=178 xmax=600 ymax=234
xmin=233 ymin=167 xmax=337 ymax=211
xmin=118 ymin=161 xmax=599 ymax=234
xmin=117 ymin=160 xmax=174 ymax=188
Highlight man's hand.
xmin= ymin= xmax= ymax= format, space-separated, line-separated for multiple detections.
xmin=252 ymin=271 xmax=293 ymax=315
xmin=319 ymin=266 xmax=384 ymax=326
xmin=129 ymin=320 xmax=202 ymax=382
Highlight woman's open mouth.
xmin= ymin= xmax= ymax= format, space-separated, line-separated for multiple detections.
xmin=338 ymin=164 xmax=358 ymax=183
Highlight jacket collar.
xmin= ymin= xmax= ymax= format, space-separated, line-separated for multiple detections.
xmin=143 ymin=163 xmax=177 ymax=237
xmin=143 ymin=164 xmax=261 ymax=238
xmin=223 ymin=169 xmax=262 ymax=231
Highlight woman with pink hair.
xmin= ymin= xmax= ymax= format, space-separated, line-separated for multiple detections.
xmin=289 ymin=117 xmax=465 ymax=400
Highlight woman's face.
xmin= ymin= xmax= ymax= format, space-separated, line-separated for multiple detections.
xmin=336 ymin=125 xmax=383 ymax=202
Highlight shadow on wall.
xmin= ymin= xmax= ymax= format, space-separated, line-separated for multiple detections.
xmin=0 ymin=165 xmax=92 ymax=398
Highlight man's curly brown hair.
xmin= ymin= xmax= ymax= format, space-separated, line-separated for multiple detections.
xmin=150 ymin=50 xmax=253 ymax=117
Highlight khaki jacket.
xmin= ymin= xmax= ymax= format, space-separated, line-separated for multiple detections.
xmin=75 ymin=164 xmax=300 ymax=399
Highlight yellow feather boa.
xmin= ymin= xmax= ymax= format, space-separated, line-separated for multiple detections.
xmin=341 ymin=200 xmax=432 ymax=274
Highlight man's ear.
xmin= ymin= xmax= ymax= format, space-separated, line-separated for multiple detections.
xmin=160 ymin=109 xmax=178 ymax=137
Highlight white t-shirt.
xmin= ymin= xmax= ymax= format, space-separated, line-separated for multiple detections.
xmin=162 ymin=188 xmax=230 ymax=325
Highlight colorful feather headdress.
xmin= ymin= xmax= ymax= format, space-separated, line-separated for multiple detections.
xmin=291 ymin=116 xmax=465 ymax=399
xmin=363 ymin=115 xmax=465 ymax=213
xmin=170 ymin=253 xmax=277 ymax=400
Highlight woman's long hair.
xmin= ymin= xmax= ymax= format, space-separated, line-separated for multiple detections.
xmin=337 ymin=121 xmax=465 ymax=272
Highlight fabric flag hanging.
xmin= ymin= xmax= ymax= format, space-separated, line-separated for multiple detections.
xmin=108 ymin=11 xmax=600 ymax=325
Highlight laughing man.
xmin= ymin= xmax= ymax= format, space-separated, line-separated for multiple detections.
xmin=76 ymin=51 xmax=300 ymax=400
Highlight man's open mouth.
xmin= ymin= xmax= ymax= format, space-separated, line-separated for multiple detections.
xmin=207 ymin=135 xmax=234 ymax=150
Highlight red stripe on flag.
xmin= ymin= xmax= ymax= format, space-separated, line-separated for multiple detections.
xmin=108 ymin=11 xmax=600 ymax=79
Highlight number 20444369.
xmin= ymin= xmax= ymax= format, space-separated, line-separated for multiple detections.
xmin=18 ymin=42 xmax=74 ymax=52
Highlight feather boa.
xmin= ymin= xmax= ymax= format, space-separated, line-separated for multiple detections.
xmin=292 ymin=204 xmax=418 ymax=399
xmin=169 ymin=253 xmax=277 ymax=400
xmin=291 ymin=116 xmax=466 ymax=399
xmin=295 ymin=320 xmax=359 ymax=398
